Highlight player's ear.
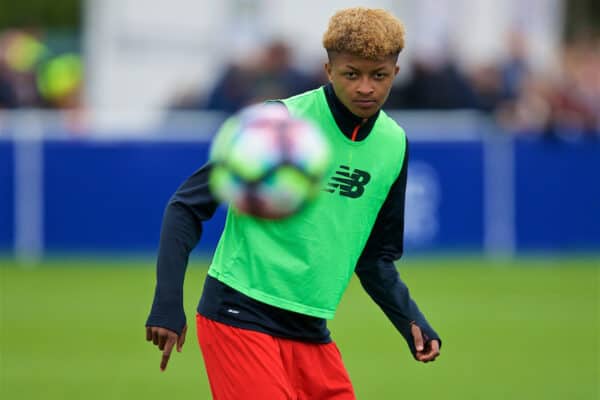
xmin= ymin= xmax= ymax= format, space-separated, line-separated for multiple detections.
xmin=394 ymin=65 xmax=400 ymax=76
xmin=324 ymin=62 xmax=333 ymax=83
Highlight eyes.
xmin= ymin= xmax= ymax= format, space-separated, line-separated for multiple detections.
xmin=343 ymin=71 xmax=389 ymax=81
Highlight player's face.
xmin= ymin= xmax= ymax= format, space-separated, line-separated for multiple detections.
xmin=325 ymin=52 xmax=399 ymax=119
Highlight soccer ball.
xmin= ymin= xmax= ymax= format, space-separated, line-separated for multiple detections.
xmin=209 ymin=103 xmax=331 ymax=219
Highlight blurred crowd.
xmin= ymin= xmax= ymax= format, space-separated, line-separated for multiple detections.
xmin=172 ymin=34 xmax=599 ymax=139
xmin=0 ymin=28 xmax=83 ymax=110
xmin=389 ymin=32 xmax=600 ymax=139
xmin=170 ymin=41 xmax=324 ymax=114
xmin=1 ymin=28 xmax=598 ymax=139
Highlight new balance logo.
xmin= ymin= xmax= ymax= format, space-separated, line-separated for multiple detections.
xmin=324 ymin=165 xmax=371 ymax=198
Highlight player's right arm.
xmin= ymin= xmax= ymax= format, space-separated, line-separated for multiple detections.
xmin=145 ymin=163 xmax=219 ymax=370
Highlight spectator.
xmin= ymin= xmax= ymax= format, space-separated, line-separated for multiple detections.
xmin=386 ymin=57 xmax=480 ymax=110
xmin=549 ymin=36 xmax=599 ymax=138
xmin=36 ymin=52 xmax=83 ymax=109
xmin=173 ymin=40 xmax=321 ymax=114
xmin=0 ymin=29 xmax=48 ymax=108
xmin=500 ymin=31 xmax=531 ymax=101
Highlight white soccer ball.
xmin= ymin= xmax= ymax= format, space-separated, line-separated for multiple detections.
xmin=209 ymin=103 xmax=331 ymax=219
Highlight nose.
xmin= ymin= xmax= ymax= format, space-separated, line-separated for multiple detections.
xmin=356 ymin=77 xmax=374 ymax=95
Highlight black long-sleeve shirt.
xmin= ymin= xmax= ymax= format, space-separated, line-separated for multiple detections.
xmin=146 ymin=84 xmax=440 ymax=355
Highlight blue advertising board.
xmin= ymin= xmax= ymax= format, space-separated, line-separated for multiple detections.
xmin=0 ymin=142 xmax=13 ymax=251
xmin=514 ymin=140 xmax=600 ymax=252
xmin=0 ymin=134 xmax=598 ymax=256
xmin=406 ymin=141 xmax=484 ymax=253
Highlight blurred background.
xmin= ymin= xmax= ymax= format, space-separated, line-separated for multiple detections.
xmin=0 ymin=1 xmax=598 ymax=399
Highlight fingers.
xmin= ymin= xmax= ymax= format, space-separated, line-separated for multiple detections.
xmin=146 ymin=326 xmax=183 ymax=371
xmin=410 ymin=323 xmax=424 ymax=352
xmin=158 ymin=333 xmax=168 ymax=350
xmin=160 ymin=337 xmax=177 ymax=371
xmin=177 ymin=325 xmax=187 ymax=353
xmin=417 ymin=339 xmax=441 ymax=363
xmin=410 ymin=323 xmax=440 ymax=363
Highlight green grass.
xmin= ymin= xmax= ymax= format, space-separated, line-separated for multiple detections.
xmin=1 ymin=257 xmax=598 ymax=399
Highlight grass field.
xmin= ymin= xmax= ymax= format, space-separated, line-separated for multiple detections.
xmin=1 ymin=257 xmax=598 ymax=399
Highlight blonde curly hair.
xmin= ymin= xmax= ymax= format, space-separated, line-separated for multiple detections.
xmin=322 ymin=7 xmax=405 ymax=60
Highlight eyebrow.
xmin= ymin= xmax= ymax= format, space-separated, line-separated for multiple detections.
xmin=345 ymin=65 xmax=389 ymax=72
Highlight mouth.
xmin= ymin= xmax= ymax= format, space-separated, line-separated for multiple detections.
xmin=353 ymin=99 xmax=377 ymax=109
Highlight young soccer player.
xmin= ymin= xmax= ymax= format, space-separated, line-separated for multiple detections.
xmin=146 ymin=7 xmax=441 ymax=399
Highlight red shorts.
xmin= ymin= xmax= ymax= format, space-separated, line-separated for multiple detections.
xmin=196 ymin=314 xmax=356 ymax=400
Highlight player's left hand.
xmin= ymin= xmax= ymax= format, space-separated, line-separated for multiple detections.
xmin=410 ymin=323 xmax=440 ymax=363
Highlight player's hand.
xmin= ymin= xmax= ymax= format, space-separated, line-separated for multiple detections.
xmin=410 ymin=323 xmax=440 ymax=363
xmin=145 ymin=325 xmax=187 ymax=371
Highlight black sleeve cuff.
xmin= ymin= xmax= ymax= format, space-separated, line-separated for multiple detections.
xmin=146 ymin=290 xmax=187 ymax=335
